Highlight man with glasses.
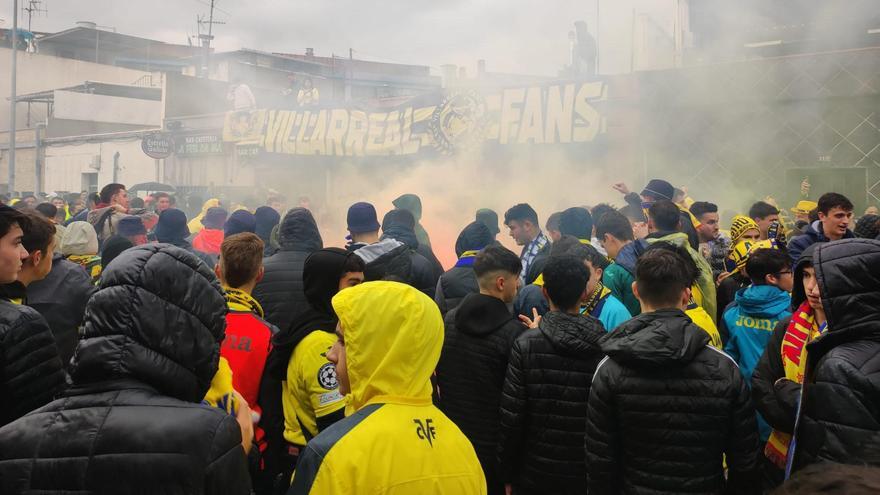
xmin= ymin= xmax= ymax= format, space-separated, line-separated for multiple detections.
xmin=720 ymin=247 xmax=793 ymax=445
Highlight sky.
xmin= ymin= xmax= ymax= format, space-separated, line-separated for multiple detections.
xmin=0 ymin=0 xmax=677 ymax=76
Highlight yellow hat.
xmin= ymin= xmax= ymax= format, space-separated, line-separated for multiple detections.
xmin=790 ymin=200 xmax=817 ymax=215
xmin=729 ymin=215 xmax=760 ymax=244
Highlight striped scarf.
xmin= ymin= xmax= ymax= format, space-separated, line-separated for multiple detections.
xmin=580 ymin=281 xmax=611 ymax=317
xmin=224 ymin=286 xmax=264 ymax=318
xmin=520 ymin=232 xmax=549 ymax=284
xmin=765 ymin=300 xmax=819 ymax=468
xmin=454 ymin=250 xmax=479 ymax=268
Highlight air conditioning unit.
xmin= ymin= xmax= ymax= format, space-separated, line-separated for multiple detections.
xmin=89 ymin=155 xmax=101 ymax=170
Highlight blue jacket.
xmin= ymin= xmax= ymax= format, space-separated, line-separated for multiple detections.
xmin=787 ymin=220 xmax=855 ymax=265
xmin=721 ymin=284 xmax=791 ymax=441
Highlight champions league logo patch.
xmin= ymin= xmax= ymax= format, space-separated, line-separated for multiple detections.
xmin=429 ymin=90 xmax=488 ymax=155
xmin=317 ymin=362 xmax=339 ymax=390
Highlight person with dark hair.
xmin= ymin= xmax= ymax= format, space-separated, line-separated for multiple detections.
xmin=513 ymin=235 xmax=581 ymax=319
xmin=749 ymin=201 xmax=781 ymax=241
xmin=613 ymin=179 xmax=701 ymax=249
xmin=787 ymin=239 xmax=880 ymax=473
xmin=854 ymin=213 xmax=880 ymax=239
xmin=751 ymin=243 xmax=821 ymax=488
xmin=559 ymin=207 xmax=593 ymax=243
xmin=499 ymin=255 xmax=606 ymax=495
xmin=116 ymin=215 xmax=148 ymax=246
xmin=435 ymin=221 xmax=494 ymax=315
xmin=27 ymin=214 xmax=97 ymax=367
xmin=436 ymin=244 xmax=524 ymax=495
xmin=647 ymin=200 xmax=718 ymax=324
xmin=214 ymin=232 xmax=277 ymax=493
xmin=288 ymin=281 xmax=486 ymax=495
xmin=0 ymin=209 xmax=66 ymax=427
xmin=587 ymin=248 xmax=759 ymax=495
xmin=0 ymin=244 xmax=253 ymax=494
xmin=505 ymin=203 xmax=550 ymax=286
xmin=574 ymin=242 xmax=631 ymax=331
xmin=590 ymin=203 xmax=616 ymax=252
xmin=254 ymin=206 xmax=281 ymax=257
xmin=691 ymin=201 xmax=729 ymax=277
xmin=378 ymin=209 xmax=441 ymax=296
xmin=266 ymin=248 xmax=363 ymax=486
xmin=720 ymin=247 xmax=793 ymax=444
xmin=787 ymin=192 xmax=855 ymax=264
xmin=35 ymin=202 xmax=67 ymax=249
xmin=86 ymin=183 xmax=130 ymax=244
xmin=475 ymin=208 xmax=501 ymax=239
xmin=545 ymin=211 xmax=562 ymax=242
xmin=253 ymin=208 xmax=323 ymax=333
xmin=153 ymin=208 xmax=214 ymax=268
xmin=597 ymin=211 xmax=641 ymax=316
xmin=99 ymin=235 xmax=134 ymax=270
xmin=152 ymin=192 xmax=175 ymax=213
xmin=193 ymin=207 xmax=228 ymax=257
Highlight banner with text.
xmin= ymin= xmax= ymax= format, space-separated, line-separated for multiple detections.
xmin=222 ymin=80 xmax=607 ymax=158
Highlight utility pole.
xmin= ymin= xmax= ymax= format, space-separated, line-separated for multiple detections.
xmin=198 ymin=0 xmax=224 ymax=78
xmin=23 ymin=0 xmax=45 ymax=34
xmin=9 ymin=0 xmax=19 ymax=195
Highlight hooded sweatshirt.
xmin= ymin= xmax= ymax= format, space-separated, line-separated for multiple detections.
xmin=435 ymin=222 xmax=493 ymax=315
xmin=187 ymin=198 xmax=221 ymax=235
xmin=393 ymin=193 xmax=432 ymax=249
xmin=289 ymin=281 xmax=486 ymax=495
xmin=587 ymin=309 xmax=759 ymax=494
xmin=61 ymin=221 xmax=102 ymax=281
xmin=269 ymin=248 xmax=351 ymax=446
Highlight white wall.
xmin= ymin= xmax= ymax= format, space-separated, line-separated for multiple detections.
xmin=53 ymin=91 xmax=161 ymax=126
xmin=0 ymin=47 xmax=150 ymax=132
xmin=44 ymin=139 xmax=160 ymax=193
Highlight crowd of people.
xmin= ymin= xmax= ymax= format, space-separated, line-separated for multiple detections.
xmin=0 ymin=179 xmax=879 ymax=494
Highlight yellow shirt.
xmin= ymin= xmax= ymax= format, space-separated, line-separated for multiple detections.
xmin=282 ymin=330 xmax=345 ymax=445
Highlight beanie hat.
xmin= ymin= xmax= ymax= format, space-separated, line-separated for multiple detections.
xmin=117 ymin=215 xmax=146 ymax=237
xmin=224 ymin=210 xmax=257 ymax=237
xmin=559 ymin=207 xmax=594 ymax=240
xmin=254 ymin=206 xmax=281 ymax=239
xmin=854 ymin=214 xmax=880 ymax=239
xmin=475 ymin=208 xmax=500 ymax=235
xmin=347 ymin=202 xmax=381 ymax=234
xmin=155 ymin=208 xmax=191 ymax=243
xmin=201 ymin=207 xmax=228 ymax=230
xmin=101 ymin=234 xmax=135 ymax=269
xmin=641 ymin=179 xmax=674 ymax=201
xmin=729 ymin=215 xmax=760 ymax=244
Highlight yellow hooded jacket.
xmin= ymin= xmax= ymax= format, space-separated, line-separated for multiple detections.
xmin=187 ymin=198 xmax=221 ymax=235
xmin=289 ymin=281 xmax=486 ymax=495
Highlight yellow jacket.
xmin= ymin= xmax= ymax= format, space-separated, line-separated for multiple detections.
xmin=187 ymin=198 xmax=220 ymax=234
xmin=289 ymin=281 xmax=486 ymax=495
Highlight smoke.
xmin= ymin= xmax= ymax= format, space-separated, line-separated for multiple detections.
xmin=313 ymin=147 xmax=624 ymax=268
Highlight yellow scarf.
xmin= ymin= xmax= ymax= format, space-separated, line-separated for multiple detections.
xmin=224 ymin=286 xmax=264 ymax=317
xmin=765 ymin=302 xmax=820 ymax=468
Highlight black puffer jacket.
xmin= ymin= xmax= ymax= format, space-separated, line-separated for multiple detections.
xmin=436 ymin=293 xmax=524 ymax=494
xmin=253 ymin=208 xmax=323 ymax=331
xmin=381 ymin=224 xmax=438 ymax=297
xmin=0 ymin=287 xmax=66 ymax=427
xmin=587 ymin=309 xmax=759 ymax=495
xmin=0 ymin=244 xmax=251 ymax=495
xmin=792 ymin=239 xmax=880 ymax=471
xmin=435 ymin=223 xmax=493 ymax=315
xmin=498 ymin=311 xmax=606 ymax=495
xmin=27 ymin=253 xmax=97 ymax=367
